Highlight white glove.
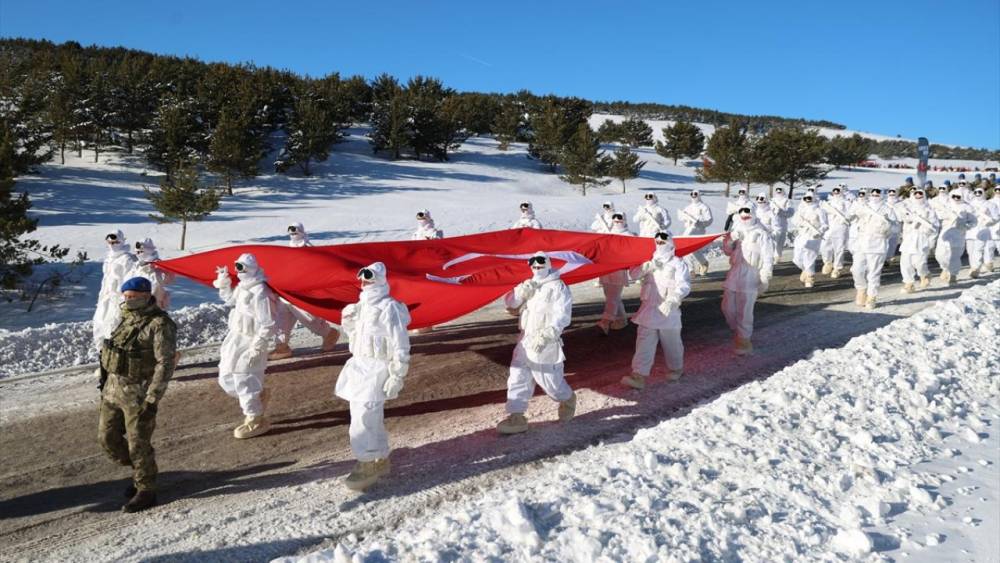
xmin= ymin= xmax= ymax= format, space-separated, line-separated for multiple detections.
xmin=657 ymin=296 xmax=680 ymax=316
xmin=388 ymin=357 xmax=408 ymax=379
xmin=212 ymin=265 xmax=231 ymax=289
xmin=383 ymin=375 xmax=405 ymax=400
xmin=513 ymin=280 xmax=538 ymax=302
xmin=529 ymin=328 xmax=558 ymax=354
xmin=639 ymin=260 xmax=656 ymax=276
xmin=730 ymin=228 xmax=745 ymax=241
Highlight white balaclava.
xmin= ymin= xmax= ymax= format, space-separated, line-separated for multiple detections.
xmin=601 ymin=201 xmax=615 ymax=214
xmin=416 ymin=209 xmax=436 ymax=228
xmin=105 ymin=229 xmax=128 ymax=255
xmin=234 ymin=253 xmax=265 ymax=284
xmin=832 ymin=185 xmax=845 ymax=199
xmin=358 ymin=261 xmax=390 ymax=303
xmin=653 ymin=232 xmax=675 ymax=259
xmin=610 ymin=213 xmax=628 ymax=233
xmin=856 ymin=190 xmax=867 ymax=201
xmin=909 ymin=190 xmax=929 ymax=208
xmin=868 ymin=190 xmax=883 ymax=208
xmin=644 ymin=194 xmax=659 ymax=206
xmin=887 ymin=190 xmax=899 ymax=204
xmin=755 ymin=192 xmax=769 ymax=208
xmin=733 ymin=207 xmax=759 ymax=233
xmin=690 ymin=189 xmax=702 ymax=202
xmin=520 ymin=202 xmax=535 ymax=218
xmin=773 ymin=188 xmax=787 ymax=201
xmin=288 ymin=222 xmax=309 ymax=247
xmin=972 ymin=190 xmax=986 ymax=201
xmin=135 ymin=238 xmax=160 ymax=262
xmin=529 ymin=252 xmax=552 ymax=281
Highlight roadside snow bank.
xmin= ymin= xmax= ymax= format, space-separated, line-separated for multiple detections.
xmin=0 ymin=303 xmax=229 ymax=378
xmin=281 ymin=280 xmax=1000 ymax=562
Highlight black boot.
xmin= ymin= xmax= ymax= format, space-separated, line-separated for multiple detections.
xmin=123 ymin=484 xmax=137 ymax=499
xmin=122 ymin=490 xmax=157 ymax=513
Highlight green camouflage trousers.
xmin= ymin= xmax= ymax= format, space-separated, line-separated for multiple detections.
xmin=98 ymin=394 xmax=159 ymax=491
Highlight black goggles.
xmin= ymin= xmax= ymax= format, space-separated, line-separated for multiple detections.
xmin=832 ymin=188 xmax=841 ymax=194
xmin=611 ymin=213 xmax=624 ymax=221
xmin=105 ymin=233 xmax=119 ymax=242
xmin=235 ymin=262 xmax=247 ymax=272
xmin=357 ymin=268 xmax=374 ymax=280
xmin=802 ymin=196 xmax=813 ymax=202
xmin=654 ymin=232 xmax=671 ymax=242
xmin=416 ymin=212 xmax=426 ymax=219
xmin=775 ymin=188 xmax=784 ymax=193
xmin=287 ymin=225 xmax=298 ymax=233
xmin=951 ymin=194 xmax=962 ymax=200
xmin=135 ymin=242 xmax=144 ymax=250
xmin=528 ymin=256 xmax=548 ymax=266
xmin=602 ymin=204 xmax=612 ymax=210
xmin=690 ymin=191 xmax=699 ymax=197
xmin=519 ymin=203 xmax=530 ymax=210
xmin=870 ymin=190 xmax=881 ymax=195
xmin=738 ymin=207 xmax=753 ymax=214
xmin=913 ymin=191 xmax=925 ymax=197
xmin=644 ymin=194 xmax=654 ymax=200
xmin=974 ymin=190 xmax=984 ymax=196
xmin=756 ymin=196 xmax=766 ymax=202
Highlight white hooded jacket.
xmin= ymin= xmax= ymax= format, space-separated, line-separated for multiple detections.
xmin=503 ymin=259 xmax=573 ymax=365
xmin=966 ymin=195 xmax=998 ymax=241
xmin=512 ymin=203 xmax=543 ymax=229
xmin=288 ymin=222 xmax=311 ymax=248
xmin=899 ymin=198 xmax=940 ymax=256
xmin=92 ymin=230 xmax=138 ymax=343
xmin=680 ymin=193 xmax=713 ymax=235
xmin=853 ymin=198 xmax=899 ymax=255
xmin=791 ymin=200 xmax=829 ymax=240
xmin=722 ymin=216 xmax=774 ymax=293
xmin=628 ymin=241 xmax=691 ymax=330
xmin=215 ymin=253 xmax=278 ymax=377
xmin=412 ymin=210 xmax=444 ymax=240
xmin=335 ymin=262 xmax=412 ymax=402
xmin=126 ymin=238 xmax=175 ymax=310
xmin=633 ymin=195 xmax=671 ymax=237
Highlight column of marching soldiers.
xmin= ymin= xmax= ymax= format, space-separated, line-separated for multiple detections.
xmin=92 ymin=173 xmax=999 ymax=511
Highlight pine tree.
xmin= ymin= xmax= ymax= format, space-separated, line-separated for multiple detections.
xmin=82 ymin=60 xmax=114 ymax=163
xmin=341 ymin=74 xmax=372 ymax=124
xmin=208 ymin=103 xmax=263 ymax=193
xmin=825 ymin=133 xmax=873 ymax=169
xmin=0 ymin=124 xmax=70 ymax=292
xmin=369 ymin=74 xmax=410 ymax=159
xmin=696 ymin=120 xmax=749 ymax=197
xmin=276 ymin=93 xmax=341 ymax=175
xmin=407 ymin=76 xmax=451 ymax=161
xmin=528 ymin=100 xmax=568 ymax=172
xmin=656 ymin=121 xmax=705 ymax=165
xmin=597 ymin=119 xmax=624 ymax=143
xmin=146 ymin=94 xmax=203 ymax=180
xmin=493 ymin=98 xmax=524 ymax=151
xmin=110 ymin=55 xmax=156 ymax=154
xmin=145 ymin=164 xmax=221 ymax=250
xmin=46 ymin=74 xmax=75 ymax=165
xmin=756 ymin=126 xmax=829 ymax=198
xmin=607 ymin=144 xmax=646 ymax=193
xmin=0 ymin=70 xmax=53 ymax=174
xmin=621 ymin=117 xmax=653 ymax=147
xmin=560 ymin=123 xmax=610 ymax=196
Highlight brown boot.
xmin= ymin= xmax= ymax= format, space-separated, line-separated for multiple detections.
xmin=620 ymin=372 xmax=646 ymax=390
xmin=558 ymin=392 xmax=577 ymax=422
xmin=122 ymin=490 xmax=157 ymax=513
xmin=804 ymin=275 xmax=815 ymax=288
xmin=268 ymin=343 xmax=293 ymax=361
xmin=667 ymin=369 xmax=683 ymax=381
xmin=919 ymin=276 xmax=931 ymax=289
xmin=609 ymin=318 xmax=629 ymax=330
xmin=497 ymin=413 xmax=529 ymax=435
xmin=734 ymin=337 xmax=753 ymax=355
xmin=855 ymin=289 xmax=867 ymax=306
xmin=901 ymin=282 xmax=914 ymax=294
xmin=865 ymin=295 xmax=877 ymax=310
xmin=321 ymin=330 xmax=341 ymax=351
xmin=344 ymin=458 xmax=391 ymax=492
xmin=822 ymin=262 xmax=833 ymax=275
xmin=233 ymin=415 xmax=271 ymax=439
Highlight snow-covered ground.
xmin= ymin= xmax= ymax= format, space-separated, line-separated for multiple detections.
xmin=281 ymin=279 xmax=1000 ymax=563
xmin=3 ymin=119 xmax=992 ymax=378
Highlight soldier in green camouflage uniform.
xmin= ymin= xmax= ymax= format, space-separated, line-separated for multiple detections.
xmin=97 ymin=276 xmax=177 ymax=513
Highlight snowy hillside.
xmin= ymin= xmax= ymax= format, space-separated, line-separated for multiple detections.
xmin=282 ymin=280 xmax=1000 ymax=563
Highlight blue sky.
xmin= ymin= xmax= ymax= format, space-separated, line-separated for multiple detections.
xmin=2 ymin=0 xmax=998 ymax=149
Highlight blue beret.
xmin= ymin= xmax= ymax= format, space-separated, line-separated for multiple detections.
xmin=121 ymin=277 xmax=152 ymax=293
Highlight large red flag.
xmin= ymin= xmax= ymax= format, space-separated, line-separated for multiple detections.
xmin=157 ymin=229 xmax=721 ymax=329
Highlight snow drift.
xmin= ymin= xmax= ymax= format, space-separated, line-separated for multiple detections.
xmin=281 ymin=280 xmax=1000 ymax=562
